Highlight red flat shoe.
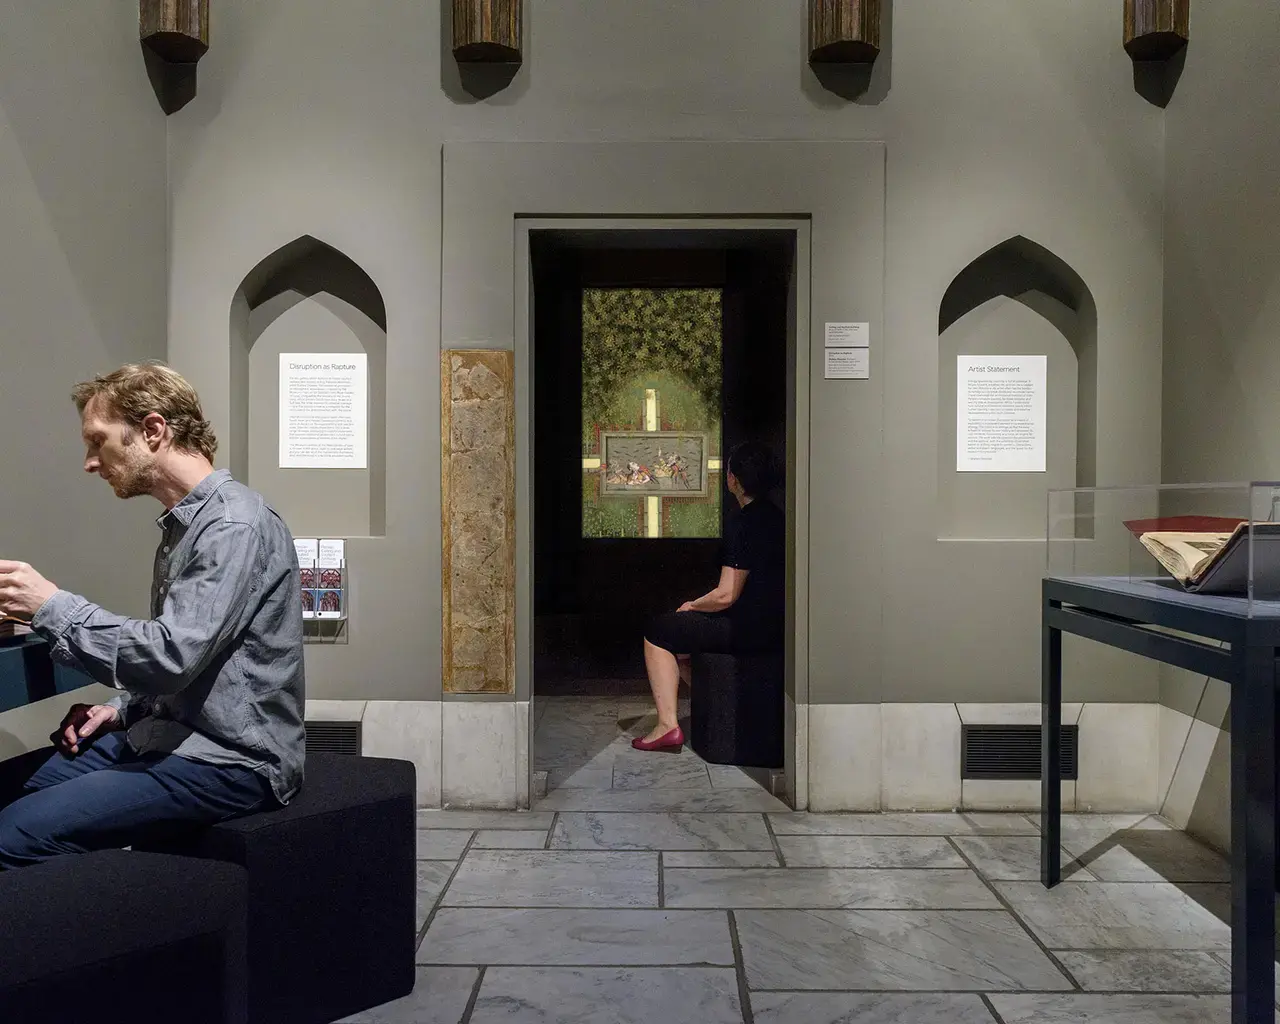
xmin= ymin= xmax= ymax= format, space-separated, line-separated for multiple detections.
xmin=631 ymin=726 xmax=684 ymax=752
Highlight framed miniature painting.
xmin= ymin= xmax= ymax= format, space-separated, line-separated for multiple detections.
xmin=599 ymin=431 xmax=709 ymax=498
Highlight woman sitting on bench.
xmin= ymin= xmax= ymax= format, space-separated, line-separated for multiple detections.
xmin=634 ymin=441 xmax=785 ymax=752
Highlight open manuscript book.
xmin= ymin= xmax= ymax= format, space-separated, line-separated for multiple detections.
xmin=1123 ymin=515 xmax=1280 ymax=595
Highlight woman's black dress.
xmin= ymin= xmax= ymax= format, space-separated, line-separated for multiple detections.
xmin=643 ymin=498 xmax=785 ymax=655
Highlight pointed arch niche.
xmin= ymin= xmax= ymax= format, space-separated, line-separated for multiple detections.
xmin=936 ymin=236 xmax=1096 ymax=540
xmin=229 ymin=236 xmax=388 ymax=538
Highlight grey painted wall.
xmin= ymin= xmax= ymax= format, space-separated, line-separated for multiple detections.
xmin=1161 ymin=0 xmax=1280 ymax=721
xmin=1156 ymin=0 xmax=1280 ymax=849
xmin=162 ymin=0 xmax=1165 ymax=704
xmin=0 ymin=2 xmax=167 ymax=736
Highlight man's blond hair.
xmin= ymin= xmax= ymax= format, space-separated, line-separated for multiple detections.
xmin=72 ymin=361 xmax=218 ymax=462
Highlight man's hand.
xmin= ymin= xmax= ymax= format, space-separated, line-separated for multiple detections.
xmin=0 ymin=560 xmax=58 ymax=620
xmin=51 ymin=703 xmax=121 ymax=756
xmin=677 ymin=601 xmax=696 ymax=613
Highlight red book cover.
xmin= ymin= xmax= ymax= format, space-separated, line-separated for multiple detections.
xmin=1121 ymin=515 xmax=1246 ymax=537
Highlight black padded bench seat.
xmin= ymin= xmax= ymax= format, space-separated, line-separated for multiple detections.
xmin=689 ymin=650 xmax=785 ymax=769
xmin=0 ymin=848 xmax=249 ymax=1024
xmin=137 ymin=751 xmax=416 ymax=1024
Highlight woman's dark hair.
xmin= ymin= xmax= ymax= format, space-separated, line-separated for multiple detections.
xmin=727 ymin=442 xmax=780 ymax=498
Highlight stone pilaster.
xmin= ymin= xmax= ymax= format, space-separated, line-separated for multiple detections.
xmin=441 ymin=350 xmax=515 ymax=694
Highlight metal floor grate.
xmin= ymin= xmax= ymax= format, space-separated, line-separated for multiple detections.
xmin=961 ymin=723 xmax=1078 ymax=780
xmin=305 ymin=720 xmax=362 ymax=756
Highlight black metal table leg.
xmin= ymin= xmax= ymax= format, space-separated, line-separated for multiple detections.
xmin=1231 ymin=642 xmax=1276 ymax=1024
xmin=1041 ymin=595 xmax=1062 ymax=887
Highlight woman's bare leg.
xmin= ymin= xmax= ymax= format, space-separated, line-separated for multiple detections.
xmin=642 ymin=639 xmax=682 ymax=741
xmin=677 ymin=654 xmax=692 ymax=688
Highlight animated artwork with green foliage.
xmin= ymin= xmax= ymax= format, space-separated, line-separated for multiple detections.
xmin=581 ymin=288 xmax=723 ymax=539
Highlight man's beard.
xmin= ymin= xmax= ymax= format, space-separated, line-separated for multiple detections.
xmin=107 ymin=448 xmax=156 ymax=499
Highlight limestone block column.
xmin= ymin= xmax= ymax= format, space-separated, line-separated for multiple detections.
xmin=441 ymin=350 xmax=515 ymax=694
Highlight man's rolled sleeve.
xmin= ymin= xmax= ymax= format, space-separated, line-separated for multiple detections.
xmin=29 ymin=519 xmax=262 ymax=697
xmin=31 ymin=590 xmax=90 ymax=643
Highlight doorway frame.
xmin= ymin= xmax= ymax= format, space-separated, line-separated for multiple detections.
xmin=515 ymin=217 xmax=813 ymax=808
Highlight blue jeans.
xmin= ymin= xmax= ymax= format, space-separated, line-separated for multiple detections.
xmin=0 ymin=731 xmax=274 ymax=869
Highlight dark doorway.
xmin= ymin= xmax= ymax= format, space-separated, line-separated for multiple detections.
xmin=530 ymin=229 xmax=794 ymax=697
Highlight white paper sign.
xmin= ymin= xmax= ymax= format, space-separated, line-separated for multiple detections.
xmin=825 ymin=322 xmax=870 ymax=348
xmin=956 ymin=355 xmax=1047 ymax=472
xmin=824 ymin=348 xmax=870 ymax=379
xmin=293 ymin=538 xmax=318 ymax=569
xmin=279 ymin=354 xmax=368 ymax=469
xmin=318 ymin=539 xmax=345 ymax=568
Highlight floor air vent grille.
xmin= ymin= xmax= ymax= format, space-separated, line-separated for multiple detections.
xmin=961 ymin=723 xmax=1078 ymax=780
xmin=305 ymin=720 xmax=361 ymax=756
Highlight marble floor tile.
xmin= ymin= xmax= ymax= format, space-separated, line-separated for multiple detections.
xmin=473 ymin=829 xmax=548 ymax=849
xmin=664 ymin=868 xmax=999 ymax=909
xmin=417 ymin=829 xmax=473 ymax=860
xmin=736 ymin=909 xmax=1072 ymax=990
xmin=443 ymin=850 xmax=659 ymax=908
xmin=777 ymin=835 xmax=966 ymax=869
xmin=419 ymin=908 xmax=733 ymax=966
xmin=706 ymin=764 xmax=771 ymax=789
xmin=1056 ymin=950 xmax=1230 ymax=993
xmin=768 ymin=812 xmax=1038 ymax=836
xmin=995 ymin=881 xmax=1231 ymax=950
xmin=751 ymin=992 xmax=1000 ymax=1024
xmin=417 ymin=861 xmax=457 ymax=930
xmin=467 ymin=966 xmax=742 ymax=1024
xmin=1068 ymin=831 xmax=1231 ymax=883
xmin=663 ymin=850 xmax=780 ymax=868
xmin=546 ymin=765 xmax=614 ymax=790
xmin=952 ymin=836 xmax=1095 ymax=881
xmin=612 ymin=756 xmax=712 ymax=790
xmin=550 ymin=812 xmax=773 ymax=851
xmin=1046 ymin=814 xmax=1167 ymax=854
xmin=1175 ymin=883 xmax=1277 ymax=934
xmin=536 ymin=787 xmax=789 ymax=812
xmin=989 ymin=993 xmax=1231 ymax=1023
xmin=335 ymin=966 xmax=479 ymax=1024
xmin=418 ymin=810 xmax=555 ymax=830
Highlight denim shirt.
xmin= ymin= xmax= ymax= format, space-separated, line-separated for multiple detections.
xmin=31 ymin=469 xmax=307 ymax=803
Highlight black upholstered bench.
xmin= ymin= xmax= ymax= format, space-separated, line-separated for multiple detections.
xmin=689 ymin=650 xmax=785 ymax=768
xmin=0 ymin=848 xmax=249 ymax=1024
xmin=137 ymin=751 xmax=416 ymax=1024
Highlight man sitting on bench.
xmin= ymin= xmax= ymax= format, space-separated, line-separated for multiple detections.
xmin=0 ymin=361 xmax=306 ymax=869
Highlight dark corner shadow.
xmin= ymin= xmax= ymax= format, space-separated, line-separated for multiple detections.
xmin=439 ymin=0 xmax=529 ymax=104
xmin=141 ymin=43 xmax=199 ymax=115
xmin=802 ymin=0 xmax=892 ymax=106
xmin=1132 ymin=45 xmax=1188 ymax=109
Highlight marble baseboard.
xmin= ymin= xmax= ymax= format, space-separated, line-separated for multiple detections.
xmin=784 ymin=692 xmax=808 ymax=810
xmin=803 ymin=703 xmax=1161 ymax=816
xmin=1161 ymin=714 xmax=1229 ymax=854
xmin=442 ymin=701 xmax=518 ymax=809
xmin=808 ymin=703 xmax=880 ymax=811
xmin=880 ymin=703 xmax=961 ymax=811
xmin=516 ymin=700 xmax=531 ymax=809
xmin=312 ymin=699 xmax=443 ymax=809
xmin=305 ymin=699 xmax=368 ymax=722
xmin=1076 ymin=703 xmax=1160 ymax=812
xmin=962 ymin=779 xmax=1076 ymax=813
